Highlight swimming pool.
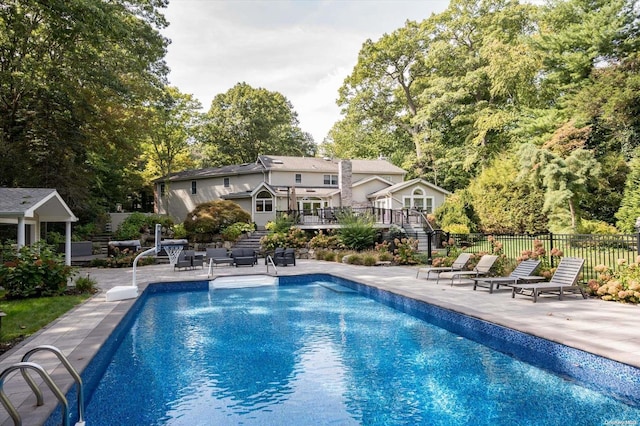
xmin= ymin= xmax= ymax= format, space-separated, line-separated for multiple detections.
xmin=49 ymin=274 xmax=640 ymax=425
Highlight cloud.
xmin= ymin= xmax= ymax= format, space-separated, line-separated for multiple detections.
xmin=161 ymin=0 xmax=449 ymax=143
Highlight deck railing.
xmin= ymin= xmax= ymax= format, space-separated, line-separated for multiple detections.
xmin=276 ymin=207 xmax=435 ymax=228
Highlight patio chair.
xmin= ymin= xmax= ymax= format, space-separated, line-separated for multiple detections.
xmin=416 ymin=253 xmax=472 ymax=279
xmin=275 ymin=248 xmax=296 ymax=266
xmin=206 ymin=248 xmax=233 ymax=268
xmin=437 ymin=254 xmax=499 ymax=286
xmin=511 ymin=257 xmax=587 ymax=303
xmin=472 ymin=259 xmax=541 ymax=293
xmin=174 ymin=250 xmax=193 ymax=271
xmin=270 ymin=247 xmax=285 ymax=265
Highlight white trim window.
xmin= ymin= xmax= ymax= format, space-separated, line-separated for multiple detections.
xmin=295 ymin=174 xmax=302 ymax=184
xmin=255 ymin=190 xmax=273 ymax=212
xmin=223 ymin=177 xmax=230 ymax=188
xmin=191 ymin=181 xmax=197 ymax=195
xmin=403 ymin=188 xmax=434 ymax=213
xmin=323 ymin=174 xmax=338 ymax=185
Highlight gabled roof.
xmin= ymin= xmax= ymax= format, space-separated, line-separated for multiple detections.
xmin=0 ymin=188 xmax=77 ymax=221
xmin=221 ymin=182 xmax=278 ymax=200
xmin=154 ymin=162 xmax=264 ymax=183
xmin=258 ymin=155 xmax=406 ymax=175
xmin=352 ymin=175 xmax=395 ymax=188
xmin=367 ymin=178 xmax=451 ymax=199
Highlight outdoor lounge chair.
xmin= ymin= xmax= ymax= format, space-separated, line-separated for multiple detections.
xmin=206 ymin=248 xmax=233 ymax=268
xmin=437 ymin=254 xmax=499 ymax=286
xmin=416 ymin=253 xmax=472 ymax=279
xmin=472 ymin=259 xmax=541 ymax=293
xmin=511 ymin=257 xmax=586 ymax=303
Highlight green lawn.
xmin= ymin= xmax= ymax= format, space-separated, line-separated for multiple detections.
xmin=0 ymin=291 xmax=92 ymax=345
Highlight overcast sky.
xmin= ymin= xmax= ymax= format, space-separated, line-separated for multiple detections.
xmin=161 ymin=0 xmax=450 ymax=143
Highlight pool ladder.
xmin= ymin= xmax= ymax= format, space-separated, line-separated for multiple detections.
xmin=266 ymin=255 xmax=278 ymax=275
xmin=0 ymin=345 xmax=85 ymax=426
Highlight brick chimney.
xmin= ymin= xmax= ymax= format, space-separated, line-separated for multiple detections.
xmin=339 ymin=159 xmax=352 ymax=207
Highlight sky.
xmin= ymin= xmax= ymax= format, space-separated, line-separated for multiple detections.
xmin=161 ymin=0 xmax=451 ymax=143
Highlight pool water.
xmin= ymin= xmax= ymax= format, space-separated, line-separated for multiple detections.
xmin=63 ymin=277 xmax=640 ymax=425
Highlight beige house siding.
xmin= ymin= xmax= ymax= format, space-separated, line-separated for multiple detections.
xmin=352 ymin=180 xmax=392 ymax=208
xmin=268 ymin=170 xmax=340 ymax=188
xmin=156 ymin=173 xmax=265 ymax=221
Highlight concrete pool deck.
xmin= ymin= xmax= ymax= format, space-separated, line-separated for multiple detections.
xmin=0 ymin=259 xmax=639 ymax=425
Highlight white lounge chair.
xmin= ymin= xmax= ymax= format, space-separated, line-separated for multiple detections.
xmin=416 ymin=253 xmax=472 ymax=279
xmin=437 ymin=254 xmax=499 ymax=286
xmin=511 ymin=257 xmax=586 ymax=302
xmin=472 ymin=259 xmax=541 ymax=293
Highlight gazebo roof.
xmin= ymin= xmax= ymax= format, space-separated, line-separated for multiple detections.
xmin=0 ymin=188 xmax=77 ymax=222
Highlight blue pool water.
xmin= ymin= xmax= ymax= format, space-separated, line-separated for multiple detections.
xmin=52 ymin=275 xmax=640 ymax=425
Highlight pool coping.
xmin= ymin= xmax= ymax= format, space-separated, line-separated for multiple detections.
xmin=1 ymin=260 xmax=639 ymax=425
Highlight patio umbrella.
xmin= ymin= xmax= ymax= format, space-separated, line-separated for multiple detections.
xmin=289 ymin=186 xmax=298 ymax=212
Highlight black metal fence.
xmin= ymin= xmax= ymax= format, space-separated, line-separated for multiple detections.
xmin=447 ymin=233 xmax=640 ymax=281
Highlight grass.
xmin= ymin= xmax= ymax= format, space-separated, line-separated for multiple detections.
xmin=0 ymin=291 xmax=92 ymax=350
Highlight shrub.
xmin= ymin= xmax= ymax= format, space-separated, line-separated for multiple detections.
xmin=183 ymin=201 xmax=251 ymax=242
xmin=362 ymin=254 xmax=377 ymax=266
xmin=378 ymin=252 xmax=394 ymax=262
xmin=393 ymin=237 xmax=420 ymax=265
xmin=114 ymin=212 xmax=174 ymax=241
xmin=74 ymin=274 xmax=98 ymax=293
xmin=345 ymin=254 xmax=363 ymax=265
xmin=221 ymin=222 xmax=255 ymax=242
xmin=91 ymin=248 xmax=155 ymax=268
xmin=517 ymin=239 xmax=563 ymax=279
xmin=323 ymin=251 xmax=336 ymax=262
xmin=588 ymin=258 xmax=640 ymax=303
xmin=444 ymin=223 xmax=470 ymax=235
xmin=260 ymin=227 xmax=309 ymax=251
xmin=0 ymin=242 xmax=75 ymax=299
xmin=309 ymin=231 xmax=341 ymax=250
xmin=266 ymin=215 xmax=295 ymax=233
xmin=337 ymin=212 xmax=377 ymax=251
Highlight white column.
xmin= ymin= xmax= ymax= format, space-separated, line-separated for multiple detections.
xmin=17 ymin=217 xmax=26 ymax=249
xmin=65 ymin=221 xmax=72 ymax=266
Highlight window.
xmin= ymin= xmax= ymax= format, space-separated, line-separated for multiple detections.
xmin=323 ymin=174 xmax=338 ymax=185
xmin=223 ymin=177 xmax=230 ymax=188
xmin=191 ymin=181 xmax=197 ymax=195
xmin=255 ymin=191 xmax=273 ymax=212
xmin=295 ymin=174 xmax=302 ymax=184
xmin=160 ymin=183 xmax=166 ymax=197
xmin=403 ymin=188 xmax=434 ymax=213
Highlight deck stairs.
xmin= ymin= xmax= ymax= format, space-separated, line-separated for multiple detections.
xmin=402 ymin=223 xmax=431 ymax=253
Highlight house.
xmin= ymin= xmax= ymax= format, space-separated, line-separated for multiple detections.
xmin=154 ymin=155 xmax=450 ymax=230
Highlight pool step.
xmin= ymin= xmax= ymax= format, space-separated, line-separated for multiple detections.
xmin=210 ymin=274 xmax=277 ymax=289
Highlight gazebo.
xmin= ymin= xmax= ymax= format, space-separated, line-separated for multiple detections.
xmin=0 ymin=188 xmax=78 ymax=266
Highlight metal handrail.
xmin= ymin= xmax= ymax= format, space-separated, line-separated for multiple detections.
xmin=265 ymin=255 xmax=278 ymax=275
xmin=21 ymin=345 xmax=84 ymax=425
xmin=0 ymin=362 xmax=69 ymax=426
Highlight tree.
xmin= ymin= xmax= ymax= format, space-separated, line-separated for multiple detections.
xmin=337 ymin=20 xmax=428 ymax=160
xmin=141 ymin=87 xmax=201 ymax=183
xmin=468 ymin=156 xmax=547 ymax=233
xmin=615 ymin=153 xmax=640 ymax=233
xmin=198 ymin=83 xmax=315 ymax=165
xmin=0 ymin=0 xmax=169 ymax=218
xmin=518 ymin=133 xmax=600 ymax=232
